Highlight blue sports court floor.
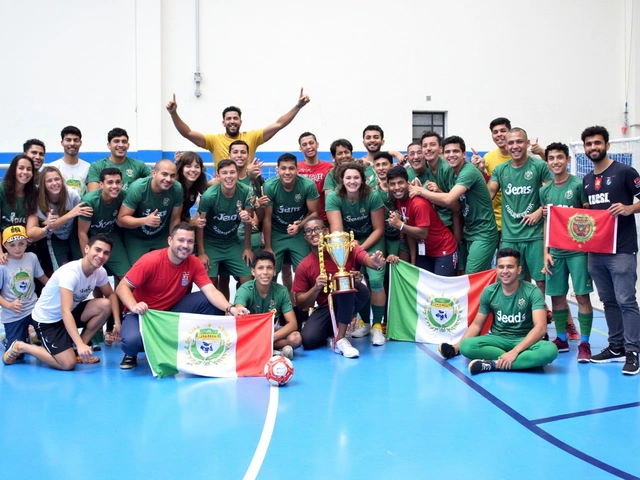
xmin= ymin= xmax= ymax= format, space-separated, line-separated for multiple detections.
xmin=1 ymin=305 xmax=639 ymax=480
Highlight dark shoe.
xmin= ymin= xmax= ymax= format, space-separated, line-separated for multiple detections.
xmin=622 ymin=352 xmax=640 ymax=375
xmin=438 ymin=342 xmax=459 ymax=360
xmin=120 ymin=354 xmax=137 ymax=370
xmin=552 ymin=337 xmax=570 ymax=353
xmin=468 ymin=359 xmax=496 ymax=375
xmin=577 ymin=342 xmax=591 ymax=363
xmin=590 ymin=346 xmax=625 ymax=363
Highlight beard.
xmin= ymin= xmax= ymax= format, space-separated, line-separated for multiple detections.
xmin=588 ymin=149 xmax=607 ymax=163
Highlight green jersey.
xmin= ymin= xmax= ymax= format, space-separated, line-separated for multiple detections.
xmin=455 ymin=162 xmax=498 ymax=241
xmin=323 ymin=165 xmax=377 ymax=191
xmin=234 ymin=280 xmax=293 ymax=320
xmin=407 ymin=167 xmax=429 ymax=185
xmin=422 ymin=158 xmax=456 ymax=227
xmin=198 ymin=182 xmax=252 ymax=244
xmin=479 ymin=281 xmax=546 ymax=338
xmin=86 ymin=157 xmax=151 ymax=192
xmin=0 ymin=184 xmax=28 ymax=230
xmin=325 ymin=189 xmax=384 ymax=240
xmin=122 ymin=177 xmax=183 ymax=239
xmin=539 ymin=174 xmax=588 ymax=258
xmin=490 ymin=157 xmax=552 ymax=242
xmin=79 ymin=189 xmax=124 ymax=236
xmin=377 ymin=185 xmax=399 ymax=240
xmin=264 ymin=175 xmax=319 ymax=234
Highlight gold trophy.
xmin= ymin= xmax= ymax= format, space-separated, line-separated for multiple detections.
xmin=318 ymin=231 xmax=356 ymax=294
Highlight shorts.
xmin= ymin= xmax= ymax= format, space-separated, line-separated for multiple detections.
xmin=3 ymin=314 xmax=33 ymax=348
xmin=272 ymin=231 xmax=311 ymax=274
xmin=416 ymin=250 xmax=458 ymax=277
xmin=31 ymin=301 xmax=89 ymax=356
xmin=385 ymin=236 xmax=400 ymax=257
xmin=461 ymin=236 xmax=499 ymax=274
xmin=125 ymin=234 xmax=168 ymax=266
xmin=501 ymin=239 xmax=545 ymax=282
xmin=203 ymin=238 xmax=251 ymax=278
xmin=545 ymin=253 xmax=593 ymax=297
xmin=359 ymin=237 xmax=386 ymax=291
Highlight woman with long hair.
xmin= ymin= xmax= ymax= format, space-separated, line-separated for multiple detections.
xmin=0 ymin=154 xmax=38 ymax=230
xmin=175 ymin=151 xmax=208 ymax=224
xmin=325 ymin=161 xmax=387 ymax=347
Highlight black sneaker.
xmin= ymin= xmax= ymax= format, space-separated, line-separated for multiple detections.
xmin=622 ymin=352 xmax=640 ymax=375
xmin=438 ymin=342 xmax=459 ymax=360
xmin=590 ymin=346 xmax=625 ymax=363
xmin=120 ymin=354 xmax=137 ymax=370
xmin=468 ymin=359 xmax=496 ymax=375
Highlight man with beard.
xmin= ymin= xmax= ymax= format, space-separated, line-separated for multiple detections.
xmin=23 ymin=139 xmax=46 ymax=173
xmin=49 ymin=125 xmax=90 ymax=196
xmin=166 ymin=89 xmax=310 ymax=169
xmin=117 ymin=160 xmax=183 ymax=265
xmin=582 ymin=125 xmax=640 ymax=374
xmin=117 ymin=222 xmax=249 ymax=369
xmin=297 ymin=132 xmax=333 ymax=222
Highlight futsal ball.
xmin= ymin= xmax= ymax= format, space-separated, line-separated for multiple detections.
xmin=264 ymin=355 xmax=294 ymax=386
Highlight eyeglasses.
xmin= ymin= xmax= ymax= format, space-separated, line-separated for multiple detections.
xmin=303 ymin=226 xmax=323 ymax=235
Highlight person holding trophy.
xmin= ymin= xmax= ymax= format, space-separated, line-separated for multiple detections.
xmin=293 ymin=217 xmax=384 ymax=358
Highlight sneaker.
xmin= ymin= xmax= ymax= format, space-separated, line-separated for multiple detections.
xmin=566 ymin=322 xmax=580 ymax=341
xmin=577 ymin=342 xmax=591 ymax=363
xmin=622 ymin=351 xmax=640 ymax=375
xmin=438 ymin=342 xmax=459 ymax=360
xmin=335 ymin=338 xmax=359 ymax=358
xmin=468 ymin=359 xmax=496 ymax=375
xmin=552 ymin=337 xmax=570 ymax=353
xmin=120 ymin=354 xmax=138 ymax=369
xmin=371 ymin=324 xmax=386 ymax=346
xmin=2 ymin=340 xmax=20 ymax=365
xmin=281 ymin=345 xmax=294 ymax=360
xmin=590 ymin=346 xmax=625 ymax=363
xmin=350 ymin=319 xmax=371 ymax=338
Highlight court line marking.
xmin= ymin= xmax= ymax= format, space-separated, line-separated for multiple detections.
xmin=417 ymin=344 xmax=639 ymax=480
xmin=531 ymin=401 xmax=640 ymax=425
xmin=243 ymin=385 xmax=279 ymax=480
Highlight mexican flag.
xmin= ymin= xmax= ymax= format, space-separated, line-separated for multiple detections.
xmin=387 ymin=261 xmax=496 ymax=344
xmin=546 ymin=206 xmax=618 ymax=254
xmin=139 ymin=310 xmax=273 ymax=379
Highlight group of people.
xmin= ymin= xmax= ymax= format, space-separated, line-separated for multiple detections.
xmin=1 ymin=89 xmax=639 ymax=376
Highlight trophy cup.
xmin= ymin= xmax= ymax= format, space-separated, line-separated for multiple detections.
xmin=318 ymin=231 xmax=356 ymax=294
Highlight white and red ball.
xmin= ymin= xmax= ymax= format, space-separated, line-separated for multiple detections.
xmin=264 ymin=355 xmax=294 ymax=386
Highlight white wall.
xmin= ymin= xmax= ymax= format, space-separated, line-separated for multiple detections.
xmin=0 ymin=0 xmax=634 ymax=158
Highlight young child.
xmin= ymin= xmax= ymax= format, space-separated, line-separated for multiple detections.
xmin=234 ymin=250 xmax=301 ymax=359
xmin=0 ymin=225 xmax=48 ymax=363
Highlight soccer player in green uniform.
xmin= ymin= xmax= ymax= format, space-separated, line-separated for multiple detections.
xmin=234 ymin=250 xmax=302 ymax=359
xmin=372 ymin=152 xmax=400 ymax=257
xmin=263 ymin=153 xmax=319 ymax=274
xmin=117 ymin=160 xmax=183 ymax=265
xmin=0 ymin=154 xmax=37 ymax=231
xmin=488 ymin=128 xmax=552 ymax=292
xmin=197 ymin=159 xmax=254 ymax=288
xmin=540 ymin=142 xmax=594 ymax=362
xmin=438 ymin=248 xmax=558 ymax=375
xmin=410 ymin=135 xmax=498 ymax=273
xmin=326 ymin=162 xmax=387 ymax=346
xmin=86 ymin=128 xmax=151 ymax=193
xmin=323 ymin=139 xmax=377 ymax=193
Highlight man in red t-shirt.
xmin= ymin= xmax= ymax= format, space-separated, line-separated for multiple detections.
xmin=386 ymin=165 xmax=458 ymax=276
xmin=293 ymin=217 xmax=384 ymax=358
xmin=297 ymin=132 xmax=333 ymax=222
xmin=116 ymin=222 xmax=249 ymax=369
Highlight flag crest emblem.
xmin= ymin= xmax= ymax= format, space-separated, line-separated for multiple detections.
xmin=185 ymin=326 xmax=230 ymax=365
xmin=423 ymin=295 xmax=461 ymax=333
xmin=568 ymin=213 xmax=596 ymax=245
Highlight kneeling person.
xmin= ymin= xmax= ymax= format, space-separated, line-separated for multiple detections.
xmin=439 ymin=248 xmax=558 ymax=374
xmin=234 ymin=251 xmax=301 ymax=359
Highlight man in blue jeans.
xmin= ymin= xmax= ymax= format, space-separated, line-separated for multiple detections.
xmin=116 ymin=222 xmax=249 ymax=369
xmin=582 ymin=125 xmax=640 ymax=375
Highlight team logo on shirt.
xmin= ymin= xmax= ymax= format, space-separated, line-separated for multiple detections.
xmin=564 ymin=190 xmax=574 ymax=200
xmin=185 ymin=324 xmax=229 ymax=365
xmin=517 ymin=297 xmax=527 ymax=308
xmin=606 ymin=177 xmax=612 ymax=186
xmin=422 ymin=295 xmax=461 ymax=333
xmin=568 ymin=213 xmax=596 ymax=246
xmin=181 ymin=272 xmax=190 ymax=286
xmin=113 ymin=210 xmax=117 ymax=217
xmin=524 ymin=171 xmax=533 ymax=180
xmin=269 ymin=299 xmax=275 ymax=310
xmin=360 ymin=208 xmax=366 ymax=215
xmin=163 ymin=198 xmax=170 ymax=206
xmin=635 ymin=177 xmax=640 ymax=189
xmin=10 ymin=270 xmax=32 ymax=297
xmin=126 ymin=169 xmax=133 ymax=177
xmin=295 ymin=194 xmax=302 ymax=202
xmin=595 ymin=177 xmax=602 ymax=191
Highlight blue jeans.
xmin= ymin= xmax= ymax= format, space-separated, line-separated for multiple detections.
xmin=588 ymin=253 xmax=640 ymax=353
xmin=121 ymin=292 xmax=224 ymax=356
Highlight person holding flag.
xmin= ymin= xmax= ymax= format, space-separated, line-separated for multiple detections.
xmin=540 ymin=142 xmax=594 ymax=362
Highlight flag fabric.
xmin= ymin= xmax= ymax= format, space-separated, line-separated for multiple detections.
xmin=139 ymin=310 xmax=273 ymax=379
xmin=546 ymin=206 xmax=618 ymax=254
xmin=387 ymin=261 xmax=496 ymax=344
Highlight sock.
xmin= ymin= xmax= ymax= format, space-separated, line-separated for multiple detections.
xmin=358 ymin=299 xmax=371 ymax=324
xmin=578 ymin=311 xmax=593 ymax=342
xmin=371 ymin=305 xmax=385 ymax=326
xmin=553 ymin=309 xmax=568 ymax=341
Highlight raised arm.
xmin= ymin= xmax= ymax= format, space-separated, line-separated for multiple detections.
xmin=262 ymin=88 xmax=310 ymax=142
xmin=166 ymin=94 xmax=207 ymax=149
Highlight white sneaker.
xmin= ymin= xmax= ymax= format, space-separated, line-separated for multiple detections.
xmin=335 ymin=338 xmax=359 ymax=358
xmin=351 ymin=319 xmax=371 ymax=338
xmin=371 ymin=325 xmax=386 ymax=346
xmin=281 ymin=345 xmax=294 ymax=360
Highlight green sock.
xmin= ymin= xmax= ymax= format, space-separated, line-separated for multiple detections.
xmin=578 ymin=311 xmax=593 ymax=338
xmin=553 ymin=309 xmax=568 ymax=340
xmin=372 ymin=305 xmax=385 ymax=325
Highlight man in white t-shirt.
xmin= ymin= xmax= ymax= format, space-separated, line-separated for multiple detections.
xmin=2 ymin=234 xmax=119 ymax=370
xmin=49 ymin=126 xmax=91 ymax=196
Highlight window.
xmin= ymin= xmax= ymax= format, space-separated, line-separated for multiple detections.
xmin=412 ymin=111 xmax=445 ymax=143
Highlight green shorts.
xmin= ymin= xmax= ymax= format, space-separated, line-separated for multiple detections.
xmin=462 ymin=236 xmax=499 ymax=274
xmin=545 ymin=253 xmax=593 ymax=297
xmin=272 ymin=230 xmax=311 ymax=274
xmin=124 ymin=234 xmax=168 ymax=266
xmin=203 ymin=237 xmax=251 ymax=278
xmin=251 ymin=231 xmax=263 ymax=254
xmin=71 ymin=231 xmax=131 ymax=277
xmin=385 ymin=236 xmax=400 ymax=257
xmin=501 ymin=239 xmax=544 ymax=282
xmin=359 ymin=238 xmax=386 ymax=292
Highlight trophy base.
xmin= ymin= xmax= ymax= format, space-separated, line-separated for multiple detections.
xmin=331 ymin=274 xmax=356 ymax=294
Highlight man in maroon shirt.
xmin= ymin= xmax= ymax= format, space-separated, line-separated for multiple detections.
xmin=293 ymin=217 xmax=384 ymax=358
xmin=297 ymin=132 xmax=333 ymax=222
xmin=386 ymin=165 xmax=458 ymax=276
